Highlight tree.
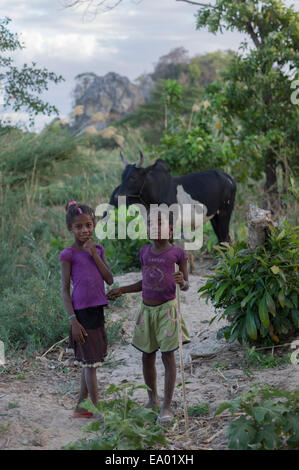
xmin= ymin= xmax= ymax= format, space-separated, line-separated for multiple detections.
xmin=0 ymin=17 xmax=64 ymax=126
xmin=189 ymin=0 xmax=299 ymax=212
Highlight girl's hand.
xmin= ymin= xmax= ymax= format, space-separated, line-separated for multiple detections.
xmin=71 ymin=320 xmax=88 ymax=344
xmin=107 ymin=288 xmax=123 ymax=301
xmin=83 ymin=237 xmax=96 ymax=256
xmin=173 ymin=271 xmax=184 ymax=287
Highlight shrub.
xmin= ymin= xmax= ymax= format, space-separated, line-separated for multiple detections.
xmin=199 ymin=223 xmax=299 ymax=345
xmin=62 ymin=382 xmax=167 ymax=450
xmin=215 ymin=386 xmax=299 ymax=450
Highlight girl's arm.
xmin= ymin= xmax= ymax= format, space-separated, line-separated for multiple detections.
xmin=60 ymin=260 xmax=76 ymax=316
xmin=119 ymin=280 xmax=143 ymax=294
xmin=173 ymin=259 xmax=189 ymax=291
xmin=60 ymin=260 xmax=88 ymax=344
xmin=84 ymin=239 xmax=113 ymax=285
xmin=91 ymin=250 xmax=114 ymax=285
xmin=107 ymin=280 xmax=142 ymax=300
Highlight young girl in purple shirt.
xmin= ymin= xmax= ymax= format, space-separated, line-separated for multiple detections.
xmin=59 ymin=201 xmax=113 ymax=418
xmin=107 ymin=210 xmax=190 ymax=424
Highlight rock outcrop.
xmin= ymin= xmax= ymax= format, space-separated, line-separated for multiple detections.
xmin=69 ymin=71 xmax=154 ymax=136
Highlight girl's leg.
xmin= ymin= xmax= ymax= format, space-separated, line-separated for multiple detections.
xmin=74 ymin=369 xmax=89 ymax=413
xmin=84 ymin=366 xmax=98 ymax=407
xmin=142 ymin=351 xmax=160 ymax=408
xmin=160 ymin=351 xmax=176 ymax=419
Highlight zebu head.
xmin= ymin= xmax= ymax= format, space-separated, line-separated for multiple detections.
xmin=110 ymin=151 xmax=172 ymax=209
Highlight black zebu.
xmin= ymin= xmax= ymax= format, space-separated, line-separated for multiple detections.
xmin=110 ymin=151 xmax=236 ymax=244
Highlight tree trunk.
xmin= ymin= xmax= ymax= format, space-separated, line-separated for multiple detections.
xmin=247 ymin=205 xmax=275 ymax=250
xmin=264 ymin=151 xmax=279 ymax=214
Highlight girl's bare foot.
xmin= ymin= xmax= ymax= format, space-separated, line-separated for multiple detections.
xmin=144 ymin=399 xmax=161 ymax=409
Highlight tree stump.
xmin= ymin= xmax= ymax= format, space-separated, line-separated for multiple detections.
xmin=247 ymin=205 xmax=276 ymax=250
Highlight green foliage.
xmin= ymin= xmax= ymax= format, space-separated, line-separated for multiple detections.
xmin=0 ymin=127 xmax=78 ymax=185
xmin=162 ymin=79 xmax=183 ymax=109
xmin=0 ymin=17 xmax=64 ymax=125
xmin=152 ymin=96 xmax=228 ymax=174
xmin=62 ymin=382 xmax=167 ymax=450
xmin=241 ymin=346 xmax=291 ymax=370
xmin=0 ymin=271 xmax=68 ymax=355
xmin=195 ymin=0 xmax=299 ymax=201
xmin=199 ymin=223 xmax=299 ymax=345
xmin=188 ymin=400 xmax=210 ymax=417
xmin=105 ymin=315 xmax=123 ymax=347
xmin=215 ymin=385 xmax=299 ymax=450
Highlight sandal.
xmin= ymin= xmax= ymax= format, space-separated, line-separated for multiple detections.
xmin=72 ymin=411 xmax=94 ymax=418
xmin=156 ymin=414 xmax=174 ymax=426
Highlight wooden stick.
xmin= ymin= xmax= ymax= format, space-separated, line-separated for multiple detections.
xmin=175 ymin=264 xmax=189 ymax=436
xmin=40 ymin=336 xmax=68 ymax=358
xmin=254 ymin=342 xmax=293 ymax=352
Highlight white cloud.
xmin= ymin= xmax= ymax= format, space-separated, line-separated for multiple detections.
xmin=18 ymin=31 xmax=118 ymax=62
xmin=0 ymin=111 xmax=53 ymax=131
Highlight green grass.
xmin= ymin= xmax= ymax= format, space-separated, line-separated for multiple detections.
xmin=241 ymin=347 xmax=291 ymax=370
xmin=188 ymin=400 xmax=210 ymax=417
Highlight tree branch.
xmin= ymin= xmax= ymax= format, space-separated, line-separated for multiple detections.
xmin=62 ymin=0 xmax=124 ymax=12
xmin=235 ymin=0 xmax=262 ymax=49
xmin=245 ymin=21 xmax=262 ymax=49
xmin=176 ymin=0 xmax=216 ymax=8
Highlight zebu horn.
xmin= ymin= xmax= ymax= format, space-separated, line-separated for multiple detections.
xmin=120 ymin=151 xmax=128 ymax=167
xmin=136 ymin=149 xmax=144 ymax=168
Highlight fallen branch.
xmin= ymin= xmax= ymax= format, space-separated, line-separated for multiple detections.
xmin=254 ymin=342 xmax=293 ymax=352
xmin=40 ymin=336 xmax=69 ymax=358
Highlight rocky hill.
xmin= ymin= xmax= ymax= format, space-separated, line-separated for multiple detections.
xmin=68 ymin=71 xmax=155 ymax=136
xmin=61 ymin=49 xmax=234 ymax=138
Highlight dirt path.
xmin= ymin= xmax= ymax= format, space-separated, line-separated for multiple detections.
xmin=1 ymin=259 xmax=298 ymax=450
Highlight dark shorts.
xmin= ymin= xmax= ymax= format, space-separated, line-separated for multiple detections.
xmin=67 ymin=305 xmax=108 ymax=368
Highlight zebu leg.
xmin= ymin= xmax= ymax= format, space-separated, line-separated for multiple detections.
xmin=211 ymin=205 xmax=234 ymax=244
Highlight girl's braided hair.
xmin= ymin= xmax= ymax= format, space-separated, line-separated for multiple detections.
xmin=65 ymin=201 xmax=95 ymax=229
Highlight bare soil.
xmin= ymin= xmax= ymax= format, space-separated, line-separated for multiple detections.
xmin=1 ymin=258 xmax=298 ymax=450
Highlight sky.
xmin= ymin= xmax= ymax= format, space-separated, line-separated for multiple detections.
xmin=0 ymin=0 xmax=297 ymax=131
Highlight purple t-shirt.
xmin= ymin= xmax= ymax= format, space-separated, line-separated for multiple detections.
xmin=59 ymin=244 xmax=108 ymax=310
xmin=138 ymin=244 xmax=188 ymax=302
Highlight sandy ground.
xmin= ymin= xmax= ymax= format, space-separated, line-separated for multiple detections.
xmin=1 ymin=258 xmax=298 ymax=450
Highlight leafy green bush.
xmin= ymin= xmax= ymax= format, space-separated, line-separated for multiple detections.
xmin=62 ymin=382 xmax=167 ymax=450
xmin=153 ymin=106 xmax=226 ymax=175
xmin=215 ymin=386 xmax=299 ymax=450
xmin=199 ymin=223 xmax=299 ymax=345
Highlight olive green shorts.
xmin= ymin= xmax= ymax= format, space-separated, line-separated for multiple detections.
xmin=132 ymin=298 xmax=190 ymax=354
